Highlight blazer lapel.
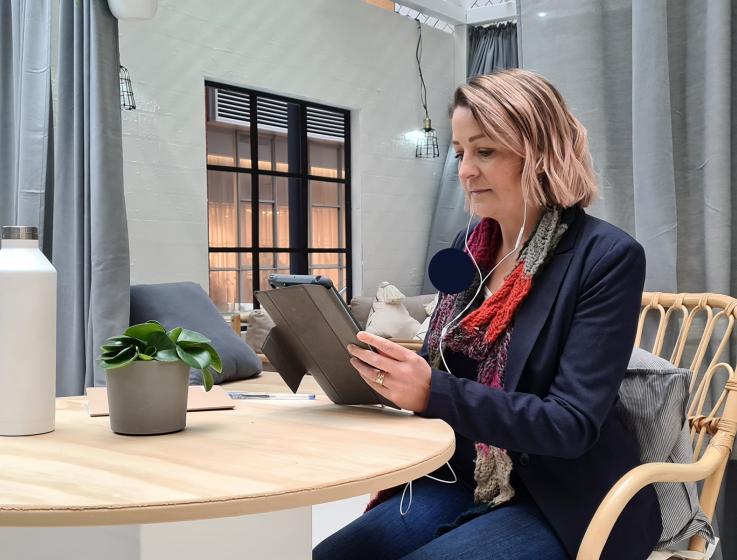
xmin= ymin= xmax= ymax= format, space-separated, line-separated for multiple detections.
xmin=504 ymin=208 xmax=582 ymax=392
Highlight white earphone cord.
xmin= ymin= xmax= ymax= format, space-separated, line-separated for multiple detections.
xmin=439 ymin=190 xmax=528 ymax=376
xmin=398 ymin=189 xmax=529 ymax=517
xmin=399 ymin=461 xmax=458 ymax=516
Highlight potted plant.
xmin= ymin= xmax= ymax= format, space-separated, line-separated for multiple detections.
xmin=98 ymin=320 xmax=222 ymax=435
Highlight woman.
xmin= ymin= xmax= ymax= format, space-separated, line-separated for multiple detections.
xmin=313 ymin=70 xmax=661 ymax=560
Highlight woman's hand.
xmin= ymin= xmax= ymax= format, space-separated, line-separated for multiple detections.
xmin=347 ymin=331 xmax=432 ymax=413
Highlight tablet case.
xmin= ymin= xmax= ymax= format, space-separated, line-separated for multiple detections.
xmin=255 ymin=284 xmax=397 ymax=408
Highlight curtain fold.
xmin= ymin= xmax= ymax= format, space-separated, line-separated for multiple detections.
xmin=421 ymin=23 xmax=518 ymax=294
xmin=520 ymin=1 xmax=735 ymax=558
xmin=0 ymin=0 xmax=53 ymax=248
xmin=54 ymin=0 xmax=130 ymax=395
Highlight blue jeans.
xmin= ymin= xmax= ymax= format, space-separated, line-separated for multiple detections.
xmin=313 ymin=477 xmax=569 ymax=560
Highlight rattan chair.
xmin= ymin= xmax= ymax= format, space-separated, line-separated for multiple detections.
xmin=578 ymin=293 xmax=737 ymax=560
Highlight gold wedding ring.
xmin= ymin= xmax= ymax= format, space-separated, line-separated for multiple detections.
xmin=375 ymin=371 xmax=386 ymax=386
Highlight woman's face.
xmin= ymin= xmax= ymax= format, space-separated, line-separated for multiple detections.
xmin=451 ymin=106 xmax=525 ymax=222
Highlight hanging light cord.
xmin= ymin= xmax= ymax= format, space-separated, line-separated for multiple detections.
xmin=415 ymin=20 xmax=430 ymax=123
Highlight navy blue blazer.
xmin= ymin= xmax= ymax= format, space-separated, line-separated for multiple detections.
xmin=419 ymin=207 xmax=662 ymax=559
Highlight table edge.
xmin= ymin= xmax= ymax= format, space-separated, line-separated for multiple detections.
xmin=0 ymin=439 xmax=455 ymax=527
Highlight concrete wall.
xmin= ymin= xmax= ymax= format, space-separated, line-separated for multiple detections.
xmin=119 ymin=0 xmax=456 ymax=297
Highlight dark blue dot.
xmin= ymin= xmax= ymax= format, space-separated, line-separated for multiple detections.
xmin=428 ymin=248 xmax=476 ymax=294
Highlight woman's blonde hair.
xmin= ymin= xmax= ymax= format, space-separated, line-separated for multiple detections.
xmin=451 ymin=69 xmax=597 ymax=208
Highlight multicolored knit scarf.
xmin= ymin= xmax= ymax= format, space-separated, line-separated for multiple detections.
xmin=426 ymin=206 xmax=568 ymax=507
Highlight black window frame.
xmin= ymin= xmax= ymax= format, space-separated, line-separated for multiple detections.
xmin=205 ymin=80 xmax=353 ymax=309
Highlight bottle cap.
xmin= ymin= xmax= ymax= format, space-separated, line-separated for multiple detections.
xmin=2 ymin=226 xmax=38 ymax=240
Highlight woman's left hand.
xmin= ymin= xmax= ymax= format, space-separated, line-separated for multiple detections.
xmin=347 ymin=331 xmax=432 ymax=413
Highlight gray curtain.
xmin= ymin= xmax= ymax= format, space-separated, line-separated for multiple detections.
xmin=520 ymin=1 xmax=735 ymax=558
xmin=421 ymin=23 xmax=518 ymax=294
xmin=0 ymin=0 xmax=53 ymax=249
xmin=54 ymin=0 xmax=130 ymax=396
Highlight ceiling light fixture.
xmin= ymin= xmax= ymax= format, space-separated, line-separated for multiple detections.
xmin=414 ymin=20 xmax=439 ymax=159
xmin=119 ymin=65 xmax=136 ymax=111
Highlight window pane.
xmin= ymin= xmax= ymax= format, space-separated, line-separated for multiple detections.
xmin=258 ymin=177 xmax=290 ymax=248
xmin=310 ymin=181 xmax=339 ymax=206
xmin=276 ymin=252 xmax=290 ymax=268
xmin=209 ymin=270 xmax=238 ymax=312
xmin=206 ymin=125 xmax=236 ymax=166
xmin=258 ymin=203 xmax=274 ymax=248
xmin=251 ymin=251 xmax=275 ymax=272
xmin=209 ymin=252 xmax=237 ymax=270
xmin=239 ymin=270 xmax=253 ymax=306
xmin=309 ymin=181 xmax=344 ymax=250
xmin=258 ymin=175 xmax=274 ymax=201
xmin=309 ymin=252 xmax=340 ymax=268
xmin=308 ymin=139 xmax=344 ymax=179
xmin=311 ymin=207 xmax=340 ymax=248
xmin=259 ymin=269 xmax=276 ymax=293
xmin=309 ymin=253 xmax=346 ymax=294
xmin=276 ymin=179 xmax=290 ymax=248
xmin=208 ymin=171 xmax=237 ymax=248
xmin=236 ymin=131 xmax=252 ymax=168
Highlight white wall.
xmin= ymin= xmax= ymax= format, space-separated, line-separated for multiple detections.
xmin=119 ymin=0 xmax=456 ymax=297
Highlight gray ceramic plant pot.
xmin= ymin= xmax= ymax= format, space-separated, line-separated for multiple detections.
xmin=106 ymin=360 xmax=189 ymax=435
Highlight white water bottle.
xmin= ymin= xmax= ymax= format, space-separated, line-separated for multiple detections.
xmin=0 ymin=226 xmax=56 ymax=435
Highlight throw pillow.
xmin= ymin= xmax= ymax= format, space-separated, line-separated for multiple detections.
xmin=414 ymin=315 xmax=431 ymax=341
xmin=365 ymin=282 xmax=422 ymax=340
xmin=403 ymin=293 xmax=438 ymax=323
xmin=129 ymin=282 xmax=262 ymax=385
xmin=414 ymin=293 xmax=439 ymax=341
xmin=618 ymin=347 xmax=714 ymax=549
xmin=244 ymin=309 xmax=275 ymax=353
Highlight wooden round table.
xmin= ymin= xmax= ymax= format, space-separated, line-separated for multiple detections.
xmin=0 ymin=375 xmax=455 ymax=529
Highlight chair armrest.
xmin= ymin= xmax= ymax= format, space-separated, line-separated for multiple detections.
xmin=576 ymin=440 xmax=731 ymax=560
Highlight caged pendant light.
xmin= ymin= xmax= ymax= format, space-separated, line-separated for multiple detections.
xmin=119 ymin=65 xmax=136 ymax=111
xmin=414 ymin=20 xmax=439 ymax=158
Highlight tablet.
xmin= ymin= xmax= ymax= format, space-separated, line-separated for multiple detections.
xmin=255 ymin=280 xmax=397 ymax=408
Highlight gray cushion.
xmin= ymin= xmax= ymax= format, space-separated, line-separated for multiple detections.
xmin=129 ymin=282 xmax=261 ymax=385
xmin=618 ymin=347 xmax=714 ymax=548
xmin=349 ymin=296 xmax=373 ymax=328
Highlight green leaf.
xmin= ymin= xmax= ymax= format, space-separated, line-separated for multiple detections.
xmin=99 ymin=347 xmax=138 ymax=369
xmin=176 ymin=345 xmax=211 ymax=370
xmin=148 ymin=331 xmax=176 ymax=351
xmin=177 ymin=329 xmax=211 ymax=345
xmin=177 ymin=342 xmax=221 ymax=372
xmin=155 ymin=348 xmax=179 ymax=362
xmin=137 ymin=353 xmax=155 ymax=361
xmin=204 ymin=344 xmax=222 ymax=373
xmin=202 ymin=368 xmax=215 ymax=392
xmin=124 ymin=321 xmax=166 ymax=341
xmin=104 ymin=345 xmax=136 ymax=362
xmin=102 ymin=335 xmax=145 ymax=350
xmin=167 ymin=327 xmax=183 ymax=343
xmin=101 ymin=339 xmax=126 ymax=350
